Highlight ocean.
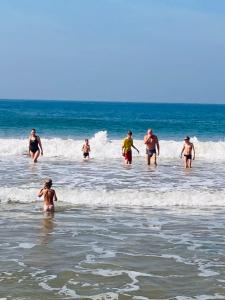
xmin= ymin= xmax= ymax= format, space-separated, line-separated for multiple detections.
xmin=0 ymin=100 xmax=225 ymax=299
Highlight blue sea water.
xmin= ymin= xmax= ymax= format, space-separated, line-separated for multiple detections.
xmin=1 ymin=100 xmax=225 ymax=299
xmin=0 ymin=99 xmax=225 ymax=140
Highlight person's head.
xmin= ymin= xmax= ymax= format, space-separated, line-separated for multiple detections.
xmin=31 ymin=128 xmax=36 ymax=136
xmin=85 ymin=139 xmax=89 ymax=144
xmin=44 ymin=178 xmax=52 ymax=189
xmin=184 ymin=136 xmax=190 ymax=143
xmin=127 ymin=130 xmax=132 ymax=137
xmin=147 ymin=129 xmax=153 ymax=136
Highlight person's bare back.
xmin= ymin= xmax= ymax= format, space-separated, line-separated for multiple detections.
xmin=38 ymin=179 xmax=57 ymax=212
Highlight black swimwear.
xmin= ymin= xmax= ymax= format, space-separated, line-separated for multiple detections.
xmin=184 ymin=154 xmax=192 ymax=160
xmin=83 ymin=152 xmax=89 ymax=158
xmin=29 ymin=136 xmax=39 ymax=153
xmin=146 ymin=148 xmax=156 ymax=157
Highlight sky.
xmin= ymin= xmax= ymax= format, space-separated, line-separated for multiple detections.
xmin=0 ymin=0 xmax=225 ymax=103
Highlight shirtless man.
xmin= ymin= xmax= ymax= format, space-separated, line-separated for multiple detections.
xmin=180 ymin=136 xmax=195 ymax=168
xmin=38 ymin=179 xmax=57 ymax=212
xmin=144 ymin=129 xmax=160 ymax=165
xmin=82 ymin=139 xmax=91 ymax=159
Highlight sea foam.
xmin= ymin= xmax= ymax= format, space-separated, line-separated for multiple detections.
xmin=0 ymin=131 xmax=224 ymax=161
xmin=0 ymin=186 xmax=225 ymax=207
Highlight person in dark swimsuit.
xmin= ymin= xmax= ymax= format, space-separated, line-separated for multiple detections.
xmin=82 ymin=139 xmax=91 ymax=160
xmin=180 ymin=136 xmax=195 ymax=168
xmin=29 ymin=129 xmax=43 ymax=163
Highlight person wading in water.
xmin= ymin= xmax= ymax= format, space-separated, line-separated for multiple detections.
xmin=28 ymin=128 xmax=43 ymax=163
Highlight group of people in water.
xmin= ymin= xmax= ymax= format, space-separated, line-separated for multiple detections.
xmin=29 ymin=128 xmax=195 ymax=213
xmin=121 ymin=128 xmax=195 ymax=168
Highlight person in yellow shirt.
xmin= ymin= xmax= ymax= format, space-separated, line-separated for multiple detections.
xmin=122 ymin=130 xmax=139 ymax=164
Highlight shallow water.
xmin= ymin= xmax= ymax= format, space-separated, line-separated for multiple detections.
xmin=0 ymin=205 xmax=225 ymax=299
xmin=1 ymin=101 xmax=225 ymax=299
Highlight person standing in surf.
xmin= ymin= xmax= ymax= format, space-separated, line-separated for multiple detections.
xmin=180 ymin=136 xmax=195 ymax=168
xmin=122 ymin=130 xmax=139 ymax=164
xmin=144 ymin=129 xmax=160 ymax=165
xmin=82 ymin=139 xmax=91 ymax=160
xmin=38 ymin=179 xmax=57 ymax=212
xmin=28 ymin=128 xmax=43 ymax=163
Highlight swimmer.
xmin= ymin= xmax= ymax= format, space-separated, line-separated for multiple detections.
xmin=38 ymin=179 xmax=57 ymax=212
xmin=82 ymin=139 xmax=91 ymax=159
xmin=180 ymin=136 xmax=195 ymax=168
xmin=144 ymin=129 xmax=160 ymax=165
xmin=122 ymin=130 xmax=139 ymax=164
xmin=29 ymin=128 xmax=43 ymax=163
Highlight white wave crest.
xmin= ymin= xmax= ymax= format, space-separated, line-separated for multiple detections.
xmin=0 ymin=187 xmax=225 ymax=207
xmin=0 ymin=131 xmax=224 ymax=161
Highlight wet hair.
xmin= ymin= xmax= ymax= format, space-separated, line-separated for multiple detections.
xmin=31 ymin=128 xmax=36 ymax=132
xmin=44 ymin=179 xmax=52 ymax=188
xmin=184 ymin=136 xmax=190 ymax=141
xmin=127 ymin=130 xmax=132 ymax=136
xmin=85 ymin=139 xmax=89 ymax=142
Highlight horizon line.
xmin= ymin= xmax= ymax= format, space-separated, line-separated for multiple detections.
xmin=0 ymin=98 xmax=225 ymax=105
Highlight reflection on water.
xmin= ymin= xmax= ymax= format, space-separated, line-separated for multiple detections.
xmin=40 ymin=213 xmax=55 ymax=245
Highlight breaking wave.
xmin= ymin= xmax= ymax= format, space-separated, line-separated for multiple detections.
xmin=0 ymin=186 xmax=225 ymax=207
xmin=0 ymin=131 xmax=225 ymax=161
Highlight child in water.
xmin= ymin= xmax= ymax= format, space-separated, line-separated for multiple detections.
xmin=38 ymin=179 xmax=57 ymax=212
xmin=122 ymin=130 xmax=139 ymax=164
xmin=82 ymin=139 xmax=91 ymax=159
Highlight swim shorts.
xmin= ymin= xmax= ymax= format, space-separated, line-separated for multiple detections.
xmin=146 ymin=148 xmax=156 ymax=157
xmin=125 ymin=150 xmax=132 ymax=163
xmin=83 ymin=152 xmax=89 ymax=158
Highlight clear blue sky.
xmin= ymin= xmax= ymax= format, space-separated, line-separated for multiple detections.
xmin=0 ymin=0 xmax=225 ymax=103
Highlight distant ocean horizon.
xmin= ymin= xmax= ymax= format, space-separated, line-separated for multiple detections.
xmin=0 ymin=99 xmax=225 ymax=140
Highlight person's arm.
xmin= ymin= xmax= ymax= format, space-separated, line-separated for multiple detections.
xmin=132 ymin=144 xmax=139 ymax=153
xmin=192 ymin=144 xmax=195 ymax=160
xmin=54 ymin=190 xmax=57 ymax=201
xmin=180 ymin=145 xmax=185 ymax=158
xmin=144 ymin=135 xmax=148 ymax=145
xmin=37 ymin=136 xmax=43 ymax=155
xmin=156 ymin=137 xmax=160 ymax=156
xmin=28 ymin=136 xmax=30 ymax=154
xmin=144 ymin=135 xmax=150 ymax=145
xmin=122 ymin=140 xmax=125 ymax=154
xmin=38 ymin=188 xmax=44 ymax=197
xmin=131 ymin=141 xmax=139 ymax=153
